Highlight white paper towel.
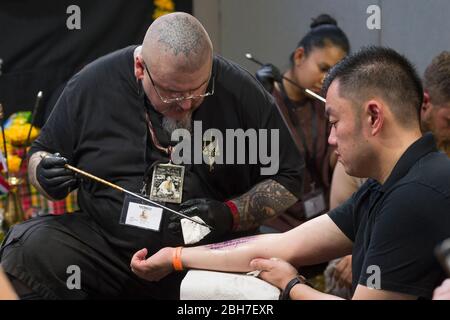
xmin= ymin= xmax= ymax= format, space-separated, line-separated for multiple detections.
xmin=180 ymin=270 xmax=280 ymax=300
xmin=181 ymin=216 xmax=211 ymax=244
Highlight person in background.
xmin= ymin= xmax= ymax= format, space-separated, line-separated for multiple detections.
xmin=255 ymin=14 xmax=350 ymax=231
xmin=421 ymin=51 xmax=450 ymax=157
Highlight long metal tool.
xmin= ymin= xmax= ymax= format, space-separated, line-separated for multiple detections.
xmin=64 ymin=164 xmax=213 ymax=229
xmin=18 ymin=91 xmax=43 ymax=172
xmin=245 ymin=53 xmax=327 ymax=103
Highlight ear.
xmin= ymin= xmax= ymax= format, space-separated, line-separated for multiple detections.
xmin=293 ymin=47 xmax=305 ymax=66
xmin=134 ymin=54 xmax=145 ymax=81
xmin=364 ymin=100 xmax=384 ymax=136
xmin=421 ymin=90 xmax=432 ymax=120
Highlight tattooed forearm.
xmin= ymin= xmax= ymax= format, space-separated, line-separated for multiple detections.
xmin=232 ymin=179 xmax=298 ymax=231
xmin=205 ymin=236 xmax=259 ymax=250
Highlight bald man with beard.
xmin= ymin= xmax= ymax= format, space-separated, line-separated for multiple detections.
xmin=0 ymin=13 xmax=303 ymax=299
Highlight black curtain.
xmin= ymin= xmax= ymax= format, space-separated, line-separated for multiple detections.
xmin=0 ymin=0 xmax=192 ymax=127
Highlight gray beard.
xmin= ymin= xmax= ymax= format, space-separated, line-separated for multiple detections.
xmin=162 ymin=114 xmax=192 ymax=135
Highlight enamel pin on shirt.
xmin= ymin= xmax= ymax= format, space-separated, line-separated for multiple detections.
xmin=202 ymin=136 xmax=220 ymax=172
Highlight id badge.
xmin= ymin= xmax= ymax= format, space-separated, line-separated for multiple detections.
xmin=149 ymin=163 xmax=185 ymax=204
xmin=120 ymin=194 xmax=163 ymax=231
xmin=302 ymin=189 xmax=326 ymax=219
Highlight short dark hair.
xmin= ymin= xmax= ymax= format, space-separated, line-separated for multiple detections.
xmin=323 ymin=46 xmax=423 ymax=128
xmin=423 ymin=51 xmax=450 ymax=106
xmin=290 ymin=14 xmax=350 ymax=65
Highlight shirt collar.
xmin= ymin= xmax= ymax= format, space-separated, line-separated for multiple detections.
xmin=381 ymin=132 xmax=438 ymax=192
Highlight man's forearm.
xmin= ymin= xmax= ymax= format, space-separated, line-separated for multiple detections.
xmin=182 ymin=233 xmax=281 ymax=272
xmin=290 ymin=283 xmax=344 ymax=300
xmin=231 ymin=179 xmax=298 ymax=231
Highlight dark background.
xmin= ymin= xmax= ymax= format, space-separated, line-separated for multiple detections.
xmin=0 ymin=0 xmax=192 ymax=127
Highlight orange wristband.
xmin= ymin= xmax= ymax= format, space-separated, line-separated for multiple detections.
xmin=172 ymin=246 xmax=184 ymax=271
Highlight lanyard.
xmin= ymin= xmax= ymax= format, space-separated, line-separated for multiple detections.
xmin=144 ymin=112 xmax=173 ymax=160
xmin=141 ymin=87 xmax=174 ymax=160
xmin=141 ymin=100 xmax=174 ymax=195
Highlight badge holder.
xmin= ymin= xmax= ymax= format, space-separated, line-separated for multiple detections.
xmin=302 ymin=184 xmax=327 ymax=220
xmin=120 ymin=193 xmax=163 ymax=231
xmin=149 ymin=162 xmax=185 ymax=204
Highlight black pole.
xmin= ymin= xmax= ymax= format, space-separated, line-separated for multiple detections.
xmin=18 ymin=91 xmax=43 ymax=172
xmin=0 ymin=104 xmax=9 ymax=180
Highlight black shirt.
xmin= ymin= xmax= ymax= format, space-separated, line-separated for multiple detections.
xmin=329 ymin=133 xmax=450 ymax=299
xmin=30 ymin=46 xmax=303 ymax=256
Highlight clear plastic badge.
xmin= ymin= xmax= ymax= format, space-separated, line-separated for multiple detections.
xmin=120 ymin=194 xmax=163 ymax=231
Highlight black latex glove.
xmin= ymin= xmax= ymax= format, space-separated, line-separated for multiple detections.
xmin=255 ymin=63 xmax=283 ymax=93
xmin=36 ymin=153 xmax=79 ymax=200
xmin=168 ymin=198 xmax=234 ymax=241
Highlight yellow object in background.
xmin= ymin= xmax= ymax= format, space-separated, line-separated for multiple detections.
xmin=0 ymin=111 xmax=41 ymax=174
xmin=153 ymin=0 xmax=175 ymax=20
xmin=5 ymin=124 xmax=40 ymax=147
xmin=7 ymin=155 xmax=21 ymax=173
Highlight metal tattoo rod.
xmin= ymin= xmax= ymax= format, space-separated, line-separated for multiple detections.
xmin=64 ymin=164 xmax=213 ymax=229
xmin=18 ymin=91 xmax=43 ymax=172
xmin=245 ymin=53 xmax=327 ymax=103
xmin=25 ymin=91 xmax=43 ymax=146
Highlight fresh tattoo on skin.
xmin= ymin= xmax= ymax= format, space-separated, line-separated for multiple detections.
xmin=205 ymin=236 xmax=259 ymax=250
xmin=232 ymin=179 xmax=298 ymax=231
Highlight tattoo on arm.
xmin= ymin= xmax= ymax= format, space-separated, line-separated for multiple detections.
xmin=232 ymin=179 xmax=298 ymax=231
xmin=205 ymin=236 xmax=259 ymax=251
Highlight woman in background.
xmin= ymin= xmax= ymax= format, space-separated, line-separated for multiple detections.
xmin=256 ymin=14 xmax=350 ymax=231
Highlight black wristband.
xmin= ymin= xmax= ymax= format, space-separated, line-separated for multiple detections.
xmin=280 ymin=275 xmax=312 ymax=300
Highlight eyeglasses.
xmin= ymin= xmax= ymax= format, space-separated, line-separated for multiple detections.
xmin=143 ymin=61 xmax=215 ymax=104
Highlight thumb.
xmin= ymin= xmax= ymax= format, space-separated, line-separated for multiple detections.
xmin=131 ymin=248 xmax=148 ymax=266
xmin=250 ymin=258 xmax=274 ymax=271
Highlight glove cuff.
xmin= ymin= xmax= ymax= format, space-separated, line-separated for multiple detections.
xmin=225 ymin=200 xmax=239 ymax=231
